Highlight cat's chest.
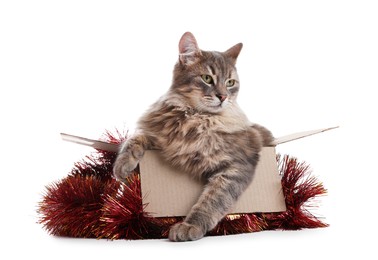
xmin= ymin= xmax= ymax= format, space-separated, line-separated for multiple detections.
xmin=180 ymin=114 xmax=233 ymax=136
xmin=180 ymin=109 xmax=249 ymax=135
xmin=158 ymin=112 xmax=251 ymax=174
xmin=141 ymin=104 xmax=251 ymax=151
xmin=163 ymin=112 xmax=249 ymax=150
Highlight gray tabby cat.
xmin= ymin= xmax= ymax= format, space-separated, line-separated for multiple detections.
xmin=113 ymin=32 xmax=273 ymax=241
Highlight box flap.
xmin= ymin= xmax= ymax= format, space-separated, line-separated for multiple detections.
xmin=60 ymin=133 xmax=120 ymax=152
xmin=61 ymin=126 xmax=338 ymax=152
xmin=271 ymin=126 xmax=339 ymax=146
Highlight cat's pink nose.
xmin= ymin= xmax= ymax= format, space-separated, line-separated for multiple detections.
xmin=216 ymin=94 xmax=227 ymax=102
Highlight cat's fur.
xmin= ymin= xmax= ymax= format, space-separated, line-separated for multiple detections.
xmin=113 ymin=32 xmax=273 ymax=241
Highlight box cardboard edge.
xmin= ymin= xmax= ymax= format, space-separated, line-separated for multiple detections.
xmin=61 ymin=126 xmax=339 ymax=152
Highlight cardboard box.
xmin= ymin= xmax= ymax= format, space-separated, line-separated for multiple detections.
xmin=61 ymin=126 xmax=337 ymax=217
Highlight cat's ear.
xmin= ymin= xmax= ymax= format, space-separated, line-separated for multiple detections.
xmin=224 ymin=43 xmax=243 ymax=63
xmin=178 ymin=32 xmax=201 ymax=65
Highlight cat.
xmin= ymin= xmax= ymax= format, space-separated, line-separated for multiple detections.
xmin=113 ymin=32 xmax=273 ymax=241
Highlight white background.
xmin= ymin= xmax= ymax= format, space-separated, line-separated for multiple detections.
xmin=1 ymin=0 xmax=377 ymax=259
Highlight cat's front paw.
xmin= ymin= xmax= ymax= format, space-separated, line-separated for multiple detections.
xmin=168 ymin=222 xmax=205 ymax=242
xmin=113 ymin=151 xmax=139 ymax=182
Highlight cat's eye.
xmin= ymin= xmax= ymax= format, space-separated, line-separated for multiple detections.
xmin=226 ymin=79 xmax=235 ymax=88
xmin=201 ymin=74 xmax=214 ymax=85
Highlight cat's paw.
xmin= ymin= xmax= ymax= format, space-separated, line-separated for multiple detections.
xmin=168 ymin=222 xmax=205 ymax=242
xmin=113 ymin=151 xmax=139 ymax=182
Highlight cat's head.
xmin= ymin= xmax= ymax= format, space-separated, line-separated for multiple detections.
xmin=171 ymin=32 xmax=243 ymax=114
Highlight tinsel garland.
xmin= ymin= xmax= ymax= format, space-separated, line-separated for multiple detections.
xmin=38 ymin=131 xmax=328 ymax=239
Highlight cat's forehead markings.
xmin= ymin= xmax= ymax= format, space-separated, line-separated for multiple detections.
xmin=207 ymin=65 xmax=216 ymax=76
xmin=206 ymin=65 xmax=218 ymax=84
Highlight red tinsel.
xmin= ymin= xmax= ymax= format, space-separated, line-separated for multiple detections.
xmin=38 ymin=131 xmax=328 ymax=239
xmin=39 ymin=175 xmax=119 ymax=238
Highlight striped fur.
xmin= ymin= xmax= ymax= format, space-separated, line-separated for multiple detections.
xmin=113 ymin=32 xmax=273 ymax=241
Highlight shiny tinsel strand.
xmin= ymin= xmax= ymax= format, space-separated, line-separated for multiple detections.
xmin=209 ymin=214 xmax=268 ymax=236
xmin=97 ymin=174 xmax=182 ymax=239
xmin=270 ymin=155 xmax=328 ymax=230
xmin=38 ymin=175 xmax=119 ymax=237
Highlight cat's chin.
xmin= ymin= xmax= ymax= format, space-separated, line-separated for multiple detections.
xmin=201 ymin=104 xmax=228 ymax=114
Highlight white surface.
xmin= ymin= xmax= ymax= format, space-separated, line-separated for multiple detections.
xmin=1 ymin=0 xmax=377 ymax=259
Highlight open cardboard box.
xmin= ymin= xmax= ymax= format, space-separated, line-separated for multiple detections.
xmin=61 ymin=126 xmax=337 ymax=217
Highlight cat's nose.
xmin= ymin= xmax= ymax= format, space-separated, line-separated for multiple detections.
xmin=216 ymin=94 xmax=227 ymax=102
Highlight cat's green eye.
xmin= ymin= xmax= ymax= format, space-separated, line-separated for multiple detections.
xmin=201 ymin=74 xmax=214 ymax=85
xmin=226 ymin=79 xmax=235 ymax=87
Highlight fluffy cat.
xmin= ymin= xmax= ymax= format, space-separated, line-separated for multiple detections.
xmin=113 ymin=32 xmax=273 ymax=241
